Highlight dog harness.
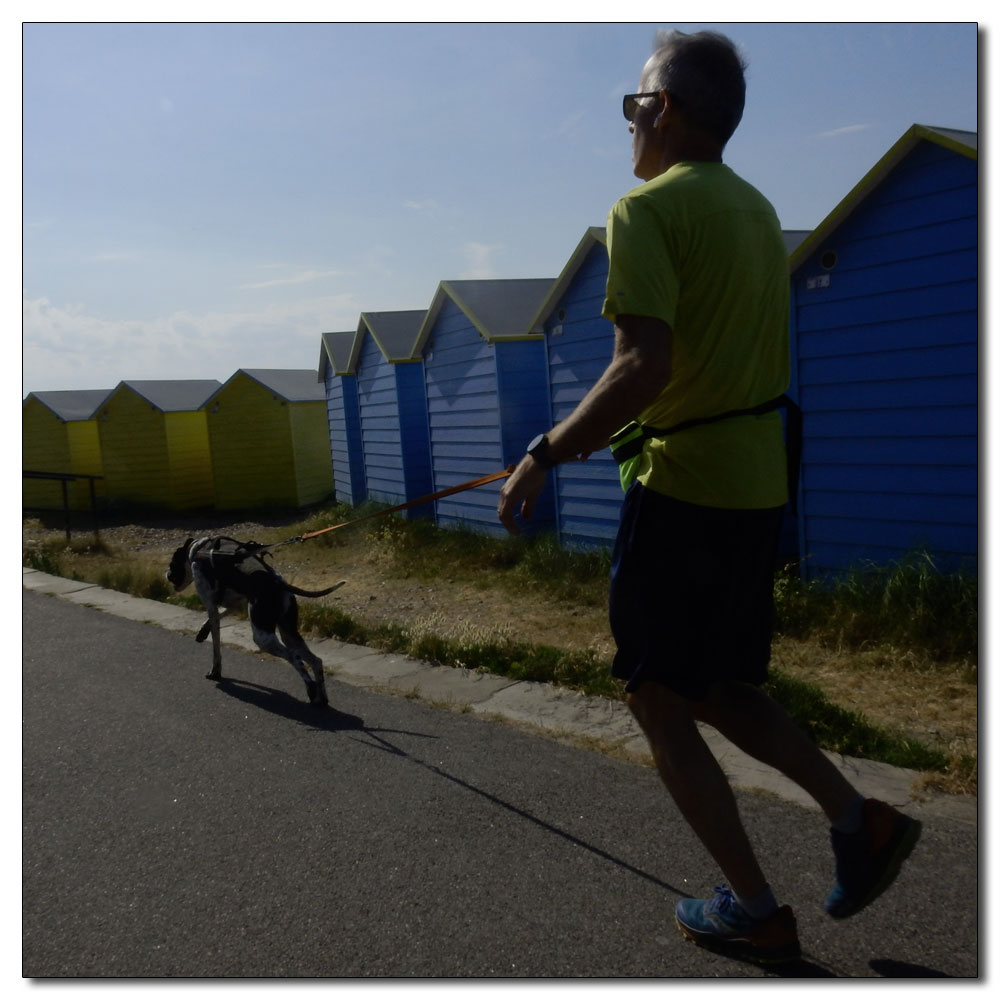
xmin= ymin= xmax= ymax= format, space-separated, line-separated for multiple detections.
xmin=608 ymin=394 xmax=802 ymax=512
xmin=191 ymin=536 xmax=276 ymax=596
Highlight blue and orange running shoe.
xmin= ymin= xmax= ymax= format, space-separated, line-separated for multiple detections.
xmin=675 ymin=886 xmax=801 ymax=964
xmin=825 ymin=798 xmax=922 ymax=919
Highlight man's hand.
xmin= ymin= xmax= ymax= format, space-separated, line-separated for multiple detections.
xmin=497 ymin=455 xmax=549 ymax=536
xmin=496 ymin=314 xmax=672 ymax=537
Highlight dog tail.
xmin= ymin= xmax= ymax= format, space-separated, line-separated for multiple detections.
xmin=284 ymin=580 xmax=347 ymax=598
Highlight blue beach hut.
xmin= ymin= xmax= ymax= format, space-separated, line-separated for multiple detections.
xmin=352 ymin=310 xmax=433 ymax=514
xmin=530 ymin=227 xmax=811 ymax=555
xmin=413 ymin=278 xmax=556 ymax=537
xmin=789 ymin=124 xmax=977 ymax=577
xmin=529 ymin=227 xmax=620 ymax=551
xmin=319 ymin=331 xmax=366 ymax=507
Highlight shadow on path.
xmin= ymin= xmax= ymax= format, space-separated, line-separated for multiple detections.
xmin=212 ymin=675 xmax=948 ymax=978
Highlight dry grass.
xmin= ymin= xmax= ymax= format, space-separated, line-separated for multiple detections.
xmin=23 ymin=510 xmax=977 ymax=795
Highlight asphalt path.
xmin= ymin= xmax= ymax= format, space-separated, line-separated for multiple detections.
xmin=22 ymin=590 xmax=978 ymax=979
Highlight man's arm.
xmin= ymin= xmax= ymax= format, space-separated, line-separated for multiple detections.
xmin=497 ymin=313 xmax=672 ymax=535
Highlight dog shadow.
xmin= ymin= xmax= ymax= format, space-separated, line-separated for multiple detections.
xmin=212 ymin=677 xmax=437 ymax=749
xmin=213 ymin=677 xmax=366 ymax=732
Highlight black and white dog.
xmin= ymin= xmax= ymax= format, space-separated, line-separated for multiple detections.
xmin=167 ymin=536 xmax=345 ymax=707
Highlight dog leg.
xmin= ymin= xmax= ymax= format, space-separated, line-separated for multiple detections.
xmin=196 ymin=606 xmax=234 ymax=644
xmin=279 ymin=624 xmax=329 ymax=708
xmin=250 ymin=623 xmax=320 ymax=701
xmin=192 ymin=566 xmax=223 ymax=680
xmin=207 ymin=612 xmax=223 ymax=680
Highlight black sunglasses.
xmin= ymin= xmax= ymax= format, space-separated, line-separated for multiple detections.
xmin=623 ymin=91 xmax=662 ymax=122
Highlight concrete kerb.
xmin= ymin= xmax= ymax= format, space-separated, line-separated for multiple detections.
xmin=22 ymin=567 xmax=976 ymax=824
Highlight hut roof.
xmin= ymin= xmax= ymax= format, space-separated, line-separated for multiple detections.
xmin=318 ymin=331 xmax=360 ymax=378
xmin=24 ymin=389 xmax=112 ymax=422
xmin=527 ymin=227 xmax=607 ymax=332
xmin=219 ymin=369 xmax=326 ymax=403
xmin=790 ymin=123 xmax=977 ymax=273
xmin=113 ymin=380 xmax=221 ymax=412
xmin=413 ymin=277 xmax=554 ymax=355
xmin=357 ymin=310 xmax=426 ymax=363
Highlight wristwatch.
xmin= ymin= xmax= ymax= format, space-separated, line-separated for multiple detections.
xmin=527 ymin=433 xmax=557 ymax=470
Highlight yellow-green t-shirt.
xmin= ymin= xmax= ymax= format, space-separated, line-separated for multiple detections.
xmin=601 ymin=161 xmax=790 ymax=509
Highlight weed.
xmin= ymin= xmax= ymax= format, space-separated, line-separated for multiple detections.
xmin=774 ymin=551 xmax=977 ymax=668
xmin=94 ymin=563 xmax=173 ymax=601
xmin=23 ymin=544 xmax=65 ymax=576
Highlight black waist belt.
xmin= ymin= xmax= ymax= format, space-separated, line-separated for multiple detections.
xmin=608 ymin=393 xmax=802 ymax=513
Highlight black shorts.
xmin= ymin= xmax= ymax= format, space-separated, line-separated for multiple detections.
xmin=609 ymin=484 xmax=784 ymax=702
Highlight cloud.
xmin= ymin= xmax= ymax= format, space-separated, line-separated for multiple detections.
xmin=552 ymin=109 xmax=587 ymax=138
xmin=238 ymin=268 xmax=344 ymax=290
xmin=22 ymin=293 xmax=360 ymax=393
xmin=816 ymin=123 xmax=874 ymax=139
xmin=403 ymin=198 xmax=441 ymax=216
xmin=90 ymin=250 xmax=140 ymax=262
xmin=459 ymin=242 xmax=503 ymax=280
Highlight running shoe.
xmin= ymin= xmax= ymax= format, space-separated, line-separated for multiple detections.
xmin=825 ymin=798 xmax=922 ymax=919
xmin=675 ymin=886 xmax=801 ymax=964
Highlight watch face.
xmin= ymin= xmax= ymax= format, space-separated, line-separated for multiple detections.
xmin=528 ymin=433 xmax=546 ymax=453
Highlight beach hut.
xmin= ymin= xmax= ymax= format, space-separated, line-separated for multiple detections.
xmin=22 ymin=389 xmax=110 ymax=510
xmin=205 ymin=369 xmax=334 ymax=510
xmin=96 ymin=380 xmax=219 ymax=510
xmin=789 ymin=124 xmax=977 ymax=577
xmin=530 ymin=227 xmax=811 ymax=555
xmin=352 ymin=310 xmax=433 ymax=514
xmin=529 ymin=228 xmax=620 ymax=551
xmin=319 ymin=331 xmax=366 ymax=507
xmin=413 ymin=277 xmax=555 ymax=537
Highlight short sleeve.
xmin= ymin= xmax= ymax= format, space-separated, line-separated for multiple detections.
xmin=601 ymin=192 xmax=679 ymax=327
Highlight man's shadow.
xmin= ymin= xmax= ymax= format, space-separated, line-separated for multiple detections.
xmin=210 ymin=676 xmax=949 ymax=979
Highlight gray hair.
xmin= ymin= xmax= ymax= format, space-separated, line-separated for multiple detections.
xmin=643 ymin=29 xmax=748 ymax=146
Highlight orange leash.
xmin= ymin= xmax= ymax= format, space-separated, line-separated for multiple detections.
xmin=262 ymin=465 xmax=516 ymax=551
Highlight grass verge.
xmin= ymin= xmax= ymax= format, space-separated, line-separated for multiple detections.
xmin=24 ymin=514 xmax=977 ymax=789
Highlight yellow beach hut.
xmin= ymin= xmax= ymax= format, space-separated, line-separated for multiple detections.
xmin=22 ymin=389 xmax=110 ymax=510
xmin=96 ymin=380 xmax=220 ymax=510
xmin=205 ymin=369 xmax=334 ymax=510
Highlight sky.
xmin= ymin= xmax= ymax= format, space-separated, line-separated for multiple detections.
xmin=21 ymin=18 xmax=980 ymax=396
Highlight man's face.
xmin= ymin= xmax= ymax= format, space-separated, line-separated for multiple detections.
xmin=629 ymin=59 xmax=666 ymax=181
xmin=629 ymin=89 xmax=663 ymax=181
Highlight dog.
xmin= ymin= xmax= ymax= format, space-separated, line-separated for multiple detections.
xmin=166 ymin=535 xmax=345 ymax=707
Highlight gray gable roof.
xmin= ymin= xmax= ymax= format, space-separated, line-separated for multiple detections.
xmin=528 ymin=227 xmax=607 ymax=332
xmin=358 ymin=310 xmax=426 ymax=363
xmin=226 ymin=368 xmax=326 ymax=403
xmin=319 ymin=331 xmax=359 ymax=378
xmin=115 ymin=379 xmax=221 ymax=412
xmin=25 ymin=389 xmax=112 ymax=422
xmin=414 ymin=277 xmax=555 ymax=354
xmin=922 ymin=125 xmax=977 ymax=152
